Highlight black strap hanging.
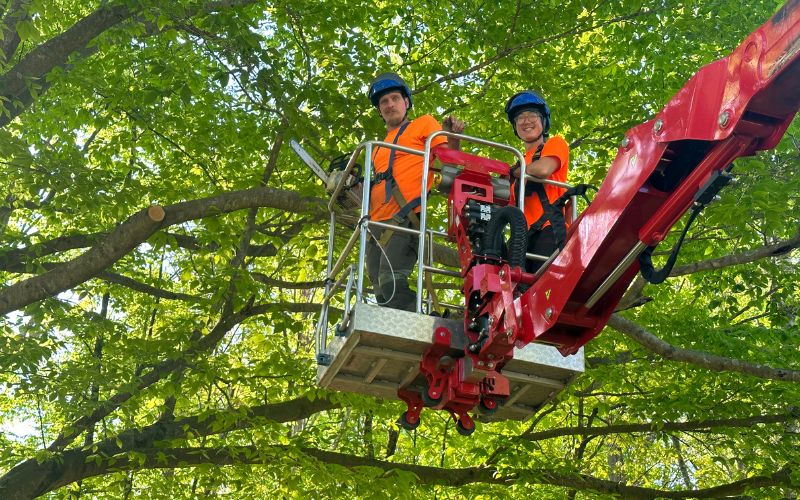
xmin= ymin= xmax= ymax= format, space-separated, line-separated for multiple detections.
xmin=528 ymin=183 xmax=597 ymax=248
xmin=638 ymin=208 xmax=701 ymax=284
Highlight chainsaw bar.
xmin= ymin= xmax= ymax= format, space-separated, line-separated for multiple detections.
xmin=290 ymin=139 xmax=361 ymax=207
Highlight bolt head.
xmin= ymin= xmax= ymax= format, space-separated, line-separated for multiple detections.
xmin=499 ymin=270 xmax=506 ymax=279
xmin=478 ymin=361 xmax=484 ymax=366
xmin=718 ymin=111 xmax=730 ymax=127
xmin=653 ymin=119 xmax=664 ymax=133
xmin=545 ymin=307 xmax=553 ymax=320
xmin=621 ymin=136 xmax=630 ymax=148
xmin=487 ymin=362 xmax=494 ymax=369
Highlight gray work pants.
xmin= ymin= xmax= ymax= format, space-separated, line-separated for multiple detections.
xmin=365 ymin=219 xmax=419 ymax=312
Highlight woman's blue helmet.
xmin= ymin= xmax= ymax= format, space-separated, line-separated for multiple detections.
xmin=505 ymin=90 xmax=551 ymax=138
xmin=368 ymin=72 xmax=413 ymax=109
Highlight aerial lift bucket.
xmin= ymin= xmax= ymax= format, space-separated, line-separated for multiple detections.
xmin=307 ymin=137 xmax=586 ymax=422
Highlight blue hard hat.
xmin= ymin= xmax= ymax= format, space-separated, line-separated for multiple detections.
xmin=368 ymin=72 xmax=413 ymax=109
xmin=505 ymin=90 xmax=551 ymax=137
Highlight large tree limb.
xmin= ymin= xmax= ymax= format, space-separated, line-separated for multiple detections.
xmin=2 ymin=395 xmax=796 ymax=498
xmin=0 ymin=395 xmax=337 ymax=500
xmin=0 ymin=186 xmax=328 ymax=316
xmin=11 ymin=443 xmax=796 ymax=500
xmin=0 ymin=2 xmax=134 ymax=127
xmin=608 ymin=314 xmax=800 ymax=382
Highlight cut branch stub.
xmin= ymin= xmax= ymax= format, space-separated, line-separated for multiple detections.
xmin=147 ymin=205 xmax=165 ymax=222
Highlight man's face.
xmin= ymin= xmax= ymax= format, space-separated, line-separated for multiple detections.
xmin=514 ymin=110 xmax=544 ymax=143
xmin=378 ymin=91 xmax=409 ymax=127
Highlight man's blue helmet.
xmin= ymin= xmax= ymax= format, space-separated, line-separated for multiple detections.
xmin=505 ymin=90 xmax=551 ymax=137
xmin=368 ymin=72 xmax=413 ymax=109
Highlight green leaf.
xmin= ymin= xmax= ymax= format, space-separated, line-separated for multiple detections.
xmin=15 ymin=20 xmax=40 ymax=43
xmin=157 ymin=14 xmax=170 ymax=31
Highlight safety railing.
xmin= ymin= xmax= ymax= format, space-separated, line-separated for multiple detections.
xmin=315 ymin=132 xmax=579 ymax=364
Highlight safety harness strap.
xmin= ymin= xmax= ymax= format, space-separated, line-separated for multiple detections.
xmin=528 ymin=182 xmax=568 ymax=248
xmin=373 ymin=121 xmax=411 ymax=203
xmin=513 ymin=143 xmax=581 ymax=249
xmin=528 ymin=183 xmax=596 ymax=248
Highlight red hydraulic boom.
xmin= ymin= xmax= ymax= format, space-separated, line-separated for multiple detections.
xmin=398 ymin=1 xmax=800 ymax=434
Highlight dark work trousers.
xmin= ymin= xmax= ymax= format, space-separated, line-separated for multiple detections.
xmin=365 ymin=218 xmax=419 ymax=312
xmin=526 ymin=225 xmax=557 ymax=274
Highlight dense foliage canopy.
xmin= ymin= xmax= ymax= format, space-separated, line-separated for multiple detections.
xmin=0 ymin=0 xmax=798 ymax=498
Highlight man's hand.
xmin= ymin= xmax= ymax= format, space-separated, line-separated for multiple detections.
xmin=443 ymin=115 xmax=465 ymax=151
xmin=325 ymin=170 xmax=362 ymax=209
xmin=443 ymin=115 xmax=466 ymax=134
xmin=325 ymin=170 xmax=349 ymax=194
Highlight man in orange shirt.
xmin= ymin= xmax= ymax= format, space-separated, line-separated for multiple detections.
xmin=365 ymin=72 xmax=464 ymax=311
xmin=506 ymin=90 xmax=570 ymax=273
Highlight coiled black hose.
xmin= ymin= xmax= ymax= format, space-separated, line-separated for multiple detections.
xmin=482 ymin=205 xmax=528 ymax=269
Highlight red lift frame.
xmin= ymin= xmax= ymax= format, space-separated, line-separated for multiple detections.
xmin=400 ymin=1 xmax=800 ymax=434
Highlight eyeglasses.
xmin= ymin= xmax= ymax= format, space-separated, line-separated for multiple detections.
xmin=514 ymin=111 xmax=542 ymax=124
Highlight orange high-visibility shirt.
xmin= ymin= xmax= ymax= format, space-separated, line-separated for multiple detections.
xmin=517 ymin=135 xmax=570 ymax=227
xmin=369 ymin=114 xmax=448 ymax=222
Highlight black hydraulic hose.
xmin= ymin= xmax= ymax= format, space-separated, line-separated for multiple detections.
xmin=483 ymin=205 xmax=528 ymax=269
xmin=638 ymin=207 xmax=702 ymax=284
xmin=638 ymin=166 xmax=736 ymax=284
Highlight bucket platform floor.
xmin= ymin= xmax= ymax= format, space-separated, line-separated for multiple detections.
xmin=318 ymin=303 xmax=584 ymax=421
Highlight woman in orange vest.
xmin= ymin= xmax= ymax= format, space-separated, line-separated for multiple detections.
xmin=506 ymin=91 xmax=570 ymax=273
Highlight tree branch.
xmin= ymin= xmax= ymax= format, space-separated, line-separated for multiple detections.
xmin=12 ymin=444 xmax=796 ymax=500
xmin=521 ymin=410 xmax=799 ymax=441
xmin=617 ymin=229 xmax=800 ymax=311
xmin=608 ymin=314 xmax=800 ymax=382
xmin=0 ymin=2 xmax=134 ymax=128
xmin=0 ymin=395 xmax=338 ymax=499
xmin=43 ymin=296 xmax=329 ymax=454
xmin=670 ymin=230 xmax=800 ymax=277
xmin=250 ymin=272 xmax=326 ymax=290
xmin=0 ymin=0 xmax=266 ymax=128
xmin=414 ymin=8 xmax=663 ymax=94
xmin=0 ymin=186 xmax=328 ymax=316
xmin=98 ymin=271 xmax=200 ymax=302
